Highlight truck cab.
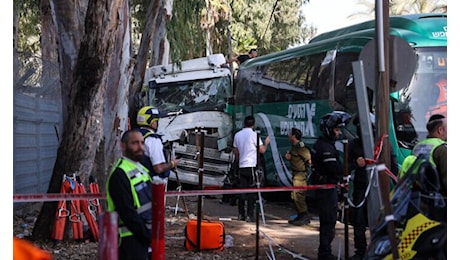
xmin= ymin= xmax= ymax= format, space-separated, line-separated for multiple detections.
xmin=143 ymin=54 xmax=234 ymax=188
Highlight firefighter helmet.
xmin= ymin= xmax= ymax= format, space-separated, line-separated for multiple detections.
xmin=137 ymin=106 xmax=160 ymax=127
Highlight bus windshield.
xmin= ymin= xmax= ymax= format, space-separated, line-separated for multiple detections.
xmin=392 ymin=47 xmax=447 ymax=149
xmin=148 ymin=77 xmax=232 ymax=113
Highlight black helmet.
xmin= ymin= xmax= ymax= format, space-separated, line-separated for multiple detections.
xmin=320 ymin=111 xmax=352 ymax=140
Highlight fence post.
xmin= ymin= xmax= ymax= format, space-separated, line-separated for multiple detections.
xmin=98 ymin=211 xmax=118 ymax=260
xmin=151 ymin=178 xmax=166 ymax=260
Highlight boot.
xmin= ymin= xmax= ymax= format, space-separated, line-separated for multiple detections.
xmin=290 ymin=212 xmax=310 ymax=226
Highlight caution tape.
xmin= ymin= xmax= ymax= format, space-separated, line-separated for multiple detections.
xmin=167 ymin=184 xmax=336 ymax=196
xmin=13 ymin=184 xmax=336 ymax=203
xmin=13 ymin=192 xmax=107 ymax=203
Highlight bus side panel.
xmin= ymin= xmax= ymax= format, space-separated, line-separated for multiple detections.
xmin=232 ymin=100 xmax=331 ymax=187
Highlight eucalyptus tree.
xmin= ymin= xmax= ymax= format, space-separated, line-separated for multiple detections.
xmin=229 ymin=0 xmax=313 ymax=54
xmin=166 ymin=0 xmax=312 ymax=61
xmin=167 ymin=1 xmax=208 ymax=61
xmin=16 ymin=0 xmax=315 ymax=240
xmin=31 ymin=0 xmax=133 ymax=240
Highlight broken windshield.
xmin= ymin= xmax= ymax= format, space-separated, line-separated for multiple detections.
xmin=392 ymin=47 xmax=446 ymax=149
xmin=148 ymin=77 xmax=232 ymax=113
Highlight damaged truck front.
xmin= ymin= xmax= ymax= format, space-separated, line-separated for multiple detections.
xmin=142 ymin=54 xmax=234 ymax=188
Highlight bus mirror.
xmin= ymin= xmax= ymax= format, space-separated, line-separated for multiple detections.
xmin=359 ymin=35 xmax=416 ymax=93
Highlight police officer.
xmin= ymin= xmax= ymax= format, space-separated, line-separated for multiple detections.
xmin=106 ymin=129 xmax=153 ymax=259
xmin=285 ymin=127 xmax=311 ymax=226
xmin=311 ymin=111 xmax=351 ymax=260
xmin=348 ymin=115 xmax=372 ymax=260
xmin=348 ymin=114 xmax=398 ymax=259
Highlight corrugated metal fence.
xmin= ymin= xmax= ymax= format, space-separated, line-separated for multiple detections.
xmin=13 ymin=92 xmax=62 ymax=196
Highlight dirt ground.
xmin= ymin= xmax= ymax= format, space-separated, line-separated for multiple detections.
xmin=14 ymin=191 xmax=368 ymax=260
xmin=166 ymin=193 xmax=366 ymax=260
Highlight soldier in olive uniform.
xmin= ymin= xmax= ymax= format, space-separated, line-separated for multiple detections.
xmin=285 ymin=128 xmax=311 ymax=226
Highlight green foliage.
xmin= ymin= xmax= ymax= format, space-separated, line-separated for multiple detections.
xmin=166 ymin=0 xmax=207 ymax=62
xmin=15 ymin=0 xmax=41 ymax=54
xmin=131 ymin=0 xmax=153 ymax=50
xmin=15 ymin=0 xmax=313 ymax=65
xmin=225 ymin=0 xmax=311 ymax=55
xmin=167 ymin=0 xmax=312 ymax=60
xmin=389 ymin=0 xmax=447 ymax=14
xmin=16 ymin=0 xmax=447 ymax=64
xmin=350 ymin=0 xmax=447 ymax=20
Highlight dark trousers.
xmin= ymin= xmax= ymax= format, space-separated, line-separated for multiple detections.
xmin=317 ymin=187 xmax=338 ymax=259
xmin=238 ymin=167 xmax=257 ymax=218
xmin=350 ymin=186 xmax=368 ymax=256
xmin=119 ymin=236 xmax=149 ymax=260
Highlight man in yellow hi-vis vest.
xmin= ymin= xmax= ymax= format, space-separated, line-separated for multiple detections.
xmin=399 ymin=114 xmax=447 ymax=197
xmin=106 ymin=130 xmax=153 ymax=259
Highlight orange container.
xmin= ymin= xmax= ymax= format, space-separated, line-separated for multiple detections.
xmin=185 ymin=219 xmax=225 ymax=251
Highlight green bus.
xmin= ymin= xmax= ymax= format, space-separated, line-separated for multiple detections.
xmin=230 ymin=13 xmax=447 ymax=189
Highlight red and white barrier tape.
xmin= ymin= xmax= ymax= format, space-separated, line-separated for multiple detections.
xmin=13 ymin=184 xmax=336 ymax=203
xmin=13 ymin=193 xmax=107 ymax=203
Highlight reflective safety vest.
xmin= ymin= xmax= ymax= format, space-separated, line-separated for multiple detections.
xmin=399 ymin=137 xmax=446 ymax=177
xmin=106 ymin=157 xmax=153 ymax=238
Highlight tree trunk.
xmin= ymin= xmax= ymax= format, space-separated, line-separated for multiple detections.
xmin=48 ymin=0 xmax=85 ymax=127
xmin=149 ymin=0 xmax=170 ymax=66
xmin=40 ymin=0 xmax=59 ymax=95
xmin=128 ymin=0 xmax=162 ymax=129
xmin=32 ymin=0 xmax=126 ymax=240
xmin=99 ymin=0 xmax=133 ymax=193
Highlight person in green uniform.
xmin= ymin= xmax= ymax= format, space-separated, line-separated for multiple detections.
xmin=399 ymin=114 xmax=447 ymax=222
xmin=285 ymin=128 xmax=311 ymax=226
xmin=412 ymin=114 xmax=447 ymax=197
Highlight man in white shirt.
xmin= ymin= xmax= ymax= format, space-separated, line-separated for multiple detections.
xmin=232 ymin=115 xmax=270 ymax=222
xmin=136 ymin=106 xmax=180 ymax=178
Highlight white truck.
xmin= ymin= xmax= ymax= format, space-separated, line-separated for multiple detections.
xmin=143 ymin=54 xmax=234 ymax=188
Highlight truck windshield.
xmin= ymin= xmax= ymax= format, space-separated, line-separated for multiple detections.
xmin=392 ymin=47 xmax=447 ymax=149
xmin=148 ymin=77 xmax=232 ymax=113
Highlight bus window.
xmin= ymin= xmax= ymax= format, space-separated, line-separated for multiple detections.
xmin=308 ymin=52 xmax=332 ymax=101
xmin=333 ymin=52 xmax=360 ymax=113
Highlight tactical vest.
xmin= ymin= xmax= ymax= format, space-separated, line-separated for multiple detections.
xmin=138 ymin=127 xmax=171 ymax=178
xmin=106 ymin=157 xmax=153 ymax=238
xmin=139 ymin=127 xmax=161 ymax=140
xmin=399 ymin=138 xmax=446 ymax=177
